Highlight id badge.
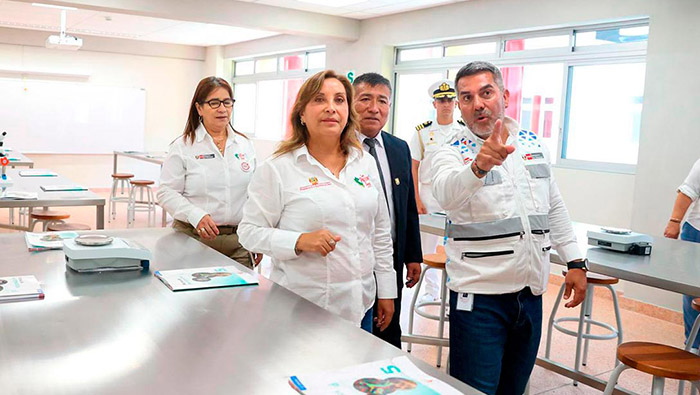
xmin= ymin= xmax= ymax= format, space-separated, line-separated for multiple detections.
xmin=457 ymin=293 xmax=474 ymax=311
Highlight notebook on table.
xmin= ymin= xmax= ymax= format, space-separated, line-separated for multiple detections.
xmin=40 ymin=185 xmax=87 ymax=192
xmin=19 ymin=170 xmax=58 ymax=177
xmin=155 ymin=265 xmax=258 ymax=291
xmin=0 ymin=275 xmax=44 ymax=303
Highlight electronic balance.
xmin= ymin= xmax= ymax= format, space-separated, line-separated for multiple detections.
xmin=587 ymin=227 xmax=653 ymax=255
xmin=63 ymin=235 xmax=151 ymax=272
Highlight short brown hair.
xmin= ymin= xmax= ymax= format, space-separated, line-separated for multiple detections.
xmin=275 ymin=70 xmax=361 ymax=157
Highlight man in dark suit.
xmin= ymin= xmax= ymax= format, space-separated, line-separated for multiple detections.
xmin=353 ymin=73 xmax=423 ymax=348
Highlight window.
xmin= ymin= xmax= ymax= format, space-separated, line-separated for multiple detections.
xmin=393 ymin=20 xmax=648 ymax=173
xmin=562 ymin=62 xmax=646 ymax=166
xmin=231 ymin=50 xmax=325 ymax=140
xmin=393 ymin=72 xmax=445 ymax=142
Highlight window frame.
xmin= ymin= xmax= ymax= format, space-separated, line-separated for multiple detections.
xmin=230 ymin=48 xmax=325 ymax=139
xmin=392 ymin=19 xmax=648 ymax=174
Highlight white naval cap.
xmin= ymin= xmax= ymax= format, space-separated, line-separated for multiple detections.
xmin=428 ymin=79 xmax=456 ymax=99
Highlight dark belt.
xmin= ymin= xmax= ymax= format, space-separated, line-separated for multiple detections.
xmin=175 ymin=220 xmax=238 ymax=235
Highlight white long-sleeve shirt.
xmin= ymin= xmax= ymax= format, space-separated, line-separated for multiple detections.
xmin=237 ymin=145 xmax=397 ymax=325
xmin=157 ymin=124 xmax=256 ymax=227
xmin=679 ymin=158 xmax=700 ymax=230
xmin=431 ymin=117 xmax=582 ymax=295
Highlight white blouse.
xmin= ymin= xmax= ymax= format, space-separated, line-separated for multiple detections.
xmin=157 ymin=124 xmax=256 ymax=227
xmin=237 ymin=145 xmax=397 ymax=325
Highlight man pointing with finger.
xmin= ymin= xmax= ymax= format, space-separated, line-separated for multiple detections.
xmin=432 ymin=61 xmax=588 ymax=394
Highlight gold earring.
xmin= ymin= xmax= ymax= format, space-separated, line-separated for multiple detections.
xmin=300 ymin=118 xmax=306 ymax=126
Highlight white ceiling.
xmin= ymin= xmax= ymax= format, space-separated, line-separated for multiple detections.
xmin=240 ymin=0 xmax=467 ymax=19
xmin=0 ymin=0 xmax=467 ymax=47
xmin=0 ymin=0 xmax=278 ymax=46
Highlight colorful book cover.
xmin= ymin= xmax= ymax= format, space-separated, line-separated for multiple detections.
xmin=288 ymin=356 xmax=463 ymax=395
xmin=25 ymin=231 xmax=79 ymax=251
xmin=154 ymin=265 xmax=258 ymax=291
xmin=0 ymin=275 xmax=44 ymax=303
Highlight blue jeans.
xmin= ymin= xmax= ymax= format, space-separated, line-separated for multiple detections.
xmin=449 ymin=288 xmax=542 ymax=395
xmin=361 ymin=307 xmax=373 ymax=334
xmin=681 ymin=222 xmax=700 ymax=349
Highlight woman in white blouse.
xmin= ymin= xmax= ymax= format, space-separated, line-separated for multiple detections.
xmin=238 ymin=70 xmax=397 ymax=332
xmin=158 ymin=76 xmax=258 ymax=269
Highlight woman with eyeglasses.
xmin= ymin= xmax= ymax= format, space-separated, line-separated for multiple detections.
xmin=158 ymin=76 xmax=259 ymax=269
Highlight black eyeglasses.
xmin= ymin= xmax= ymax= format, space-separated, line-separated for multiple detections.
xmin=202 ymin=98 xmax=235 ymax=109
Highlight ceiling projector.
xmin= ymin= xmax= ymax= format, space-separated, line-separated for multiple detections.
xmin=46 ymin=34 xmax=83 ymax=50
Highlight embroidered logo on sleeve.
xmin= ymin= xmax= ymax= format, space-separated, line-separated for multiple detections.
xmin=451 ymin=137 xmax=478 ymax=164
xmin=300 ymin=176 xmax=331 ymax=191
xmin=354 ymin=174 xmax=372 ymax=188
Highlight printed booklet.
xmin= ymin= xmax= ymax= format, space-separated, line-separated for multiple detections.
xmin=155 ymin=265 xmax=258 ymax=291
xmin=288 ymin=356 xmax=463 ymax=394
xmin=0 ymin=275 xmax=44 ymax=303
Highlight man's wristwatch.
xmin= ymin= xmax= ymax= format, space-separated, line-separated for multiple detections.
xmin=567 ymin=258 xmax=589 ymax=271
xmin=472 ymin=160 xmax=488 ymax=177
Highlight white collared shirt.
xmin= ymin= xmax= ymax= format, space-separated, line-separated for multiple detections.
xmin=679 ymin=158 xmax=700 ymax=229
xmin=358 ymin=132 xmax=395 ymax=235
xmin=157 ymin=124 xmax=256 ymax=227
xmin=237 ymin=145 xmax=397 ymax=325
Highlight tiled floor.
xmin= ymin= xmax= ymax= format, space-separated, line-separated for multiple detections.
xmin=1 ymin=188 xmax=695 ymax=394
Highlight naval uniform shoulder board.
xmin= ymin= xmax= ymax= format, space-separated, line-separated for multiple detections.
xmin=457 ymin=119 xmax=465 ymax=126
xmin=415 ymin=120 xmax=433 ymax=131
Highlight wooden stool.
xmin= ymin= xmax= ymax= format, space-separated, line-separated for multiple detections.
xmin=109 ymin=173 xmax=134 ymax=222
xmin=678 ymin=298 xmax=700 ymax=395
xmin=29 ymin=209 xmax=70 ymax=231
xmin=407 ymin=245 xmax=449 ymax=367
xmin=604 ymin=342 xmax=700 ymax=395
xmin=47 ymin=223 xmax=91 ymax=232
xmin=127 ymin=179 xmax=156 ymax=228
xmin=545 ymin=270 xmax=623 ymax=385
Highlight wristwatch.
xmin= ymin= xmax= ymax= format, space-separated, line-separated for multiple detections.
xmin=567 ymin=258 xmax=589 ymax=271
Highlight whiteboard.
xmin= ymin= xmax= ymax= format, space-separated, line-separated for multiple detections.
xmin=0 ymin=78 xmax=146 ymax=154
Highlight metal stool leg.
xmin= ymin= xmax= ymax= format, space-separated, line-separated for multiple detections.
xmin=127 ymin=185 xmax=137 ymax=228
xmin=651 ymin=376 xmax=665 ymax=395
xmin=436 ymin=268 xmax=448 ymax=367
xmin=407 ymin=265 xmax=429 ymax=353
xmin=680 ymin=315 xmax=700 ymax=395
xmin=582 ymin=286 xmax=595 ymax=366
xmin=608 ymin=284 xmax=624 ymax=367
xmin=148 ymin=186 xmax=155 ymax=227
xmin=573 ymin=284 xmax=591 ymax=386
xmin=603 ymin=363 xmax=631 ymax=395
xmin=545 ymin=283 xmax=567 ymax=359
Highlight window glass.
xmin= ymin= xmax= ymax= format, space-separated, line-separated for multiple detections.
xmin=398 ymin=46 xmax=443 ymax=62
xmin=235 ymin=61 xmax=254 ymax=76
xmin=307 ymin=52 xmax=326 ymax=69
xmin=575 ymin=26 xmax=649 ymax=47
xmin=445 ymin=42 xmax=498 ymax=57
xmin=504 ymin=35 xmax=569 ymax=52
xmin=232 ymin=83 xmax=256 ymax=134
xmin=255 ymin=58 xmax=277 ymax=74
xmin=500 ymin=63 xmax=564 ymax=161
xmin=563 ymin=63 xmax=646 ymax=165
xmin=279 ymin=54 xmax=304 ymax=71
xmin=393 ymin=72 xmax=444 ymax=142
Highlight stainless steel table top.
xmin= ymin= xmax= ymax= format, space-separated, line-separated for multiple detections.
xmin=418 ymin=215 xmax=700 ymax=296
xmin=1 ymin=168 xmax=104 ymax=208
xmin=0 ymin=228 xmax=478 ymax=395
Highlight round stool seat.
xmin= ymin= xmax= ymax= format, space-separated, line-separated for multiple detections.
xmin=692 ymin=298 xmax=700 ymax=313
xmin=130 ymin=179 xmax=154 ymax=186
xmin=47 ymin=223 xmax=92 ymax=232
xmin=423 ymin=252 xmax=446 ymax=269
xmin=30 ymin=210 xmax=70 ymax=221
xmin=616 ymin=341 xmax=700 ymax=381
xmin=562 ymin=270 xmax=619 ymax=285
xmin=112 ymin=173 xmax=134 ymax=179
